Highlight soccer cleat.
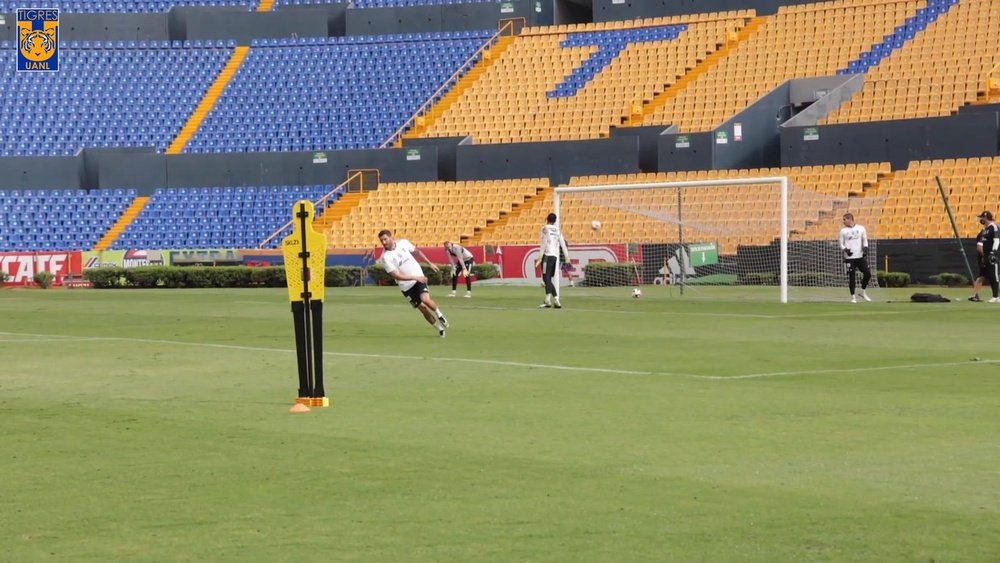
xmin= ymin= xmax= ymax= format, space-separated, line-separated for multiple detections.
xmin=969 ymin=295 xmax=982 ymax=302
xmin=439 ymin=329 xmax=446 ymax=338
xmin=989 ymin=297 xmax=1000 ymax=303
xmin=553 ymin=297 xmax=562 ymax=309
xmin=464 ymin=291 xmax=472 ymax=298
xmin=448 ymin=290 xmax=456 ymax=297
xmin=850 ymin=295 xmax=857 ymax=303
xmin=539 ymin=303 xmax=551 ymax=308
xmin=861 ymin=291 xmax=871 ymax=302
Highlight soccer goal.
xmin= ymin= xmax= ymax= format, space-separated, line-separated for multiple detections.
xmin=553 ymin=177 xmax=883 ymax=302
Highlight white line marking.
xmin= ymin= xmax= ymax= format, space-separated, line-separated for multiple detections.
xmin=1 ymin=331 xmax=996 ymax=381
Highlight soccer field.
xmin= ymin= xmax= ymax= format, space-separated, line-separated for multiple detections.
xmin=2 ymin=285 xmax=998 ymax=562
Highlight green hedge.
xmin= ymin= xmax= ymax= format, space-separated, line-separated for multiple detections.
xmin=84 ymin=266 xmax=365 ymax=289
xmin=368 ymin=263 xmax=498 ymax=286
xmin=877 ymin=270 xmax=910 ymax=287
xmin=81 ymin=264 xmax=491 ymax=289
xmin=928 ymin=272 xmax=969 ymax=287
xmin=581 ymin=262 xmax=640 ymax=287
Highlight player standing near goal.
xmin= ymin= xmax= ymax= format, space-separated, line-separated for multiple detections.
xmin=969 ymin=210 xmax=995 ymax=302
xmin=378 ymin=229 xmax=450 ymax=337
xmin=443 ymin=240 xmax=474 ymax=298
xmin=537 ymin=212 xmax=570 ymax=309
xmin=973 ymin=210 xmax=1000 ymax=302
xmin=839 ymin=212 xmax=872 ymax=303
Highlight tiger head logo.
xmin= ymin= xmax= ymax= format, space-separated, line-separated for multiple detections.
xmin=20 ymin=27 xmax=57 ymax=62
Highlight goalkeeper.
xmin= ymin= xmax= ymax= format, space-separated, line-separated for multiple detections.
xmin=839 ymin=213 xmax=871 ymax=303
xmin=974 ymin=210 xmax=1000 ymax=303
xmin=537 ymin=212 xmax=569 ymax=309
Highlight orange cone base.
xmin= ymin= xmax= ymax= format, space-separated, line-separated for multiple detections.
xmin=295 ymin=396 xmax=330 ymax=408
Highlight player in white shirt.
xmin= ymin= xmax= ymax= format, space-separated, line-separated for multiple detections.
xmin=444 ymin=240 xmax=474 ymax=298
xmin=378 ymin=229 xmax=449 ymax=337
xmin=537 ymin=212 xmax=570 ymax=309
xmin=839 ymin=213 xmax=871 ymax=303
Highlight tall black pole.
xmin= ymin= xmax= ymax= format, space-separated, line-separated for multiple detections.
xmin=935 ymin=176 xmax=975 ymax=284
xmin=297 ymin=202 xmax=314 ymax=398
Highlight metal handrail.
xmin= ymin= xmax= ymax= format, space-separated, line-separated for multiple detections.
xmin=986 ymin=62 xmax=1000 ymax=97
xmin=257 ymin=174 xmax=356 ymax=249
xmin=380 ymin=20 xmax=517 ymax=148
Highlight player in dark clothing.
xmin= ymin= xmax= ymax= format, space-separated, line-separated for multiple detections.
xmin=969 ymin=212 xmax=992 ymax=301
xmin=975 ymin=210 xmax=1000 ymax=303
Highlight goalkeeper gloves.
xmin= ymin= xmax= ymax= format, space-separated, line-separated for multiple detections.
xmin=843 ymin=248 xmax=851 ymax=258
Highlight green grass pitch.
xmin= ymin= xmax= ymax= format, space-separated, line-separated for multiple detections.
xmin=1 ymin=285 xmax=998 ymax=562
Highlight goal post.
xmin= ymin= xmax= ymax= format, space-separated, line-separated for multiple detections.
xmin=553 ymin=176 xmax=882 ymax=303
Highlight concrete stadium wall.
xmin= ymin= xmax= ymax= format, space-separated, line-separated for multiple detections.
xmin=0 ymin=12 xmax=170 ymax=42
xmin=780 ymin=113 xmax=1000 ymax=170
xmin=658 ymin=132 xmax=714 ymax=171
xmin=610 ymin=125 xmax=677 ymax=173
xmin=0 ymin=148 xmax=438 ymax=192
xmin=0 ymin=157 xmax=83 ymax=189
xmin=455 ymin=137 xmax=640 ymax=185
xmin=591 ymin=0 xmax=821 ymax=22
xmin=881 ymin=239 xmax=981 ymax=284
xmin=172 ymin=7 xmax=338 ymax=44
xmin=347 ymin=3 xmax=503 ymax=36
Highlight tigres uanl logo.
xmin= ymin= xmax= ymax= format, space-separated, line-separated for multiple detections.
xmin=17 ymin=9 xmax=59 ymax=72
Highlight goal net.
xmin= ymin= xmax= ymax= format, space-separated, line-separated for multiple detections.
xmin=553 ymin=177 xmax=884 ymax=302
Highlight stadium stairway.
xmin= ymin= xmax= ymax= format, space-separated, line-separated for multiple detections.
xmin=167 ymin=46 xmax=251 ymax=154
xmin=623 ymin=15 xmax=765 ymax=127
xmin=400 ymin=35 xmax=516 ymax=143
xmin=315 ymin=191 xmax=370 ymax=235
xmin=92 ymin=196 xmax=150 ymax=251
xmin=464 ymin=186 xmax=550 ymax=245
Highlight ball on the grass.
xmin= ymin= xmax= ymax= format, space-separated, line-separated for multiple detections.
xmin=591 ymin=220 xmax=602 ymax=231
xmin=632 ymin=287 xmax=642 ymax=298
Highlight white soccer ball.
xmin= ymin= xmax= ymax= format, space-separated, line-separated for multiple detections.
xmin=591 ymin=220 xmax=602 ymax=231
xmin=632 ymin=287 xmax=642 ymax=298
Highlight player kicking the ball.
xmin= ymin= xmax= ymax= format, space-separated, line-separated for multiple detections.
xmin=378 ymin=229 xmax=449 ymax=337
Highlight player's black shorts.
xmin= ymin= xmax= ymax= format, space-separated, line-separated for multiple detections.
xmin=978 ymin=257 xmax=989 ymax=278
xmin=401 ymin=281 xmax=429 ymax=308
xmin=454 ymin=259 xmax=474 ymax=274
xmin=844 ymin=257 xmax=870 ymax=271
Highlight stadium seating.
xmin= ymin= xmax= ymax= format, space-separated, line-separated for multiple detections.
xmin=0 ymin=1 xmax=256 ymax=12
xmin=111 ymin=184 xmax=334 ymax=249
xmin=0 ymin=188 xmax=136 ymax=251
xmin=276 ymin=0 xmax=493 ymax=6
xmin=185 ymin=32 xmax=491 ymax=152
xmin=417 ymin=13 xmax=749 ymax=143
xmin=325 ymin=178 xmax=549 ymax=247
xmin=875 ymin=156 xmax=1000 ymax=239
xmin=0 ymin=42 xmax=232 ymax=156
xmin=823 ymin=0 xmax=1000 ymax=123
xmin=645 ymin=0 xmax=928 ymax=132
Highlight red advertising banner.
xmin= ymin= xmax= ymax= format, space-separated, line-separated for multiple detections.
xmin=1 ymin=251 xmax=83 ymax=286
xmin=496 ymin=244 xmax=632 ymax=281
